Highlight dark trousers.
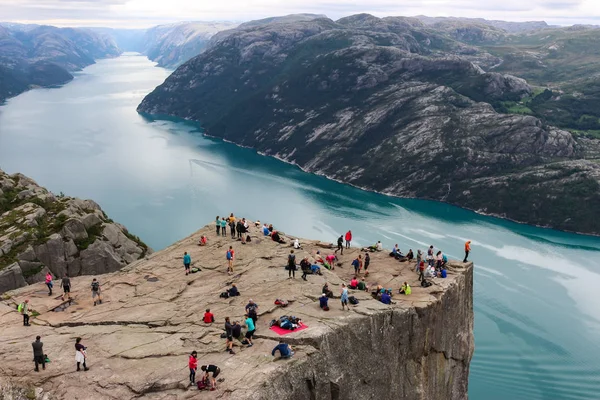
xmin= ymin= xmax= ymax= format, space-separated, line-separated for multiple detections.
xmin=301 ymin=270 xmax=307 ymax=280
xmin=335 ymin=244 xmax=343 ymax=254
xmin=77 ymin=361 xmax=87 ymax=371
xmin=190 ymin=368 xmax=196 ymax=383
xmin=47 ymin=283 xmax=52 ymax=295
xmin=419 ymin=270 xmax=424 ymax=281
xmin=34 ymin=355 xmax=45 ymax=371
xmin=216 ymin=225 xmax=220 ymax=235
xmin=230 ymin=225 xmax=235 ymax=238
xmin=463 ymin=251 xmax=469 ymax=263
xmin=346 ymin=240 xmax=350 ymax=248
xmin=221 ymin=226 xmax=226 ymax=236
xmin=237 ymin=230 xmax=242 ymax=238
xmin=288 ymin=268 xmax=295 ymax=278
xmin=23 ymin=314 xmax=29 ymax=326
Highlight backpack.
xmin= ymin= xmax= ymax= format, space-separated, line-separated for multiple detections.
xmin=197 ymin=377 xmax=210 ymax=390
xmin=220 ymin=292 xmax=229 ymax=298
xmin=421 ymin=280 xmax=433 ymax=288
xmin=191 ymin=267 xmax=200 ymax=273
xmin=226 ymin=251 xmax=232 ymax=260
xmin=91 ymin=281 xmax=99 ymax=292
xmin=349 ymin=296 xmax=359 ymax=305
xmin=274 ymin=299 xmax=288 ymax=307
xmin=18 ymin=303 xmax=24 ymax=313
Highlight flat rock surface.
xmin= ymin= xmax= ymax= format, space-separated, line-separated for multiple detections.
xmin=0 ymin=222 xmax=468 ymax=399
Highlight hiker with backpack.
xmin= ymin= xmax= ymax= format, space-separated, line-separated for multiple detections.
xmin=19 ymin=299 xmax=30 ymax=326
xmin=32 ymin=336 xmax=45 ymax=371
xmin=352 ymin=255 xmax=362 ymax=275
xmin=226 ymin=246 xmax=234 ymax=275
xmin=341 ymin=284 xmax=349 ymax=311
xmin=60 ymin=275 xmax=71 ymax=301
xmin=91 ymin=278 xmax=102 ymax=306
xmin=189 ymin=351 xmax=198 ymax=386
xmin=287 ymin=250 xmax=297 ymax=279
xmin=200 ymin=364 xmax=220 ymax=391
xmin=245 ymin=299 xmax=258 ymax=325
xmin=45 ymin=272 xmax=53 ymax=296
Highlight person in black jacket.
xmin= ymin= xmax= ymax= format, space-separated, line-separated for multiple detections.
xmin=300 ymin=257 xmax=311 ymax=281
xmin=287 ymin=250 xmax=297 ymax=279
xmin=334 ymin=235 xmax=343 ymax=255
xmin=32 ymin=336 xmax=45 ymax=371
xmin=224 ymin=317 xmax=235 ymax=355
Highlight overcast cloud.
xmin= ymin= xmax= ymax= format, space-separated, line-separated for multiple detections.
xmin=1 ymin=0 xmax=599 ymax=28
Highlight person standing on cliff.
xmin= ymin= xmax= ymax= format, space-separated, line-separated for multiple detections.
xmin=215 ymin=216 xmax=220 ymax=236
xmin=464 ymin=241 xmax=472 ymax=263
xmin=75 ymin=337 xmax=89 ymax=371
xmin=220 ymin=217 xmax=227 ymax=237
xmin=228 ymin=213 xmax=236 ymax=239
xmin=226 ymin=246 xmax=234 ymax=275
xmin=60 ymin=275 xmax=71 ymax=301
xmin=91 ymin=278 xmax=102 ymax=306
xmin=19 ymin=299 xmax=30 ymax=326
xmin=345 ymin=230 xmax=352 ymax=249
xmin=224 ymin=317 xmax=235 ymax=355
xmin=183 ymin=252 xmax=191 ymax=276
xmin=245 ymin=299 xmax=259 ymax=325
xmin=335 ymin=234 xmax=343 ymax=255
xmin=45 ymin=272 xmax=53 ymax=296
xmin=287 ymin=250 xmax=297 ymax=279
xmin=188 ymin=350 xmax=198 ymax=386
xmin=364 ymin=253 xmax=370 ymax=276
xmin=32 ymin=336 xmax=45 ymax=371
xmin=341 ymin=284 xmax=349 ymax=311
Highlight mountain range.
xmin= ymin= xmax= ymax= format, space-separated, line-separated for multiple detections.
xmin=138 ymin=13 xmax=600 ymax=235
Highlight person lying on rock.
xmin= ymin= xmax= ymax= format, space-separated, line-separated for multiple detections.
xmin=349 ymin=276 xmax=359 ymax=289
xmin=357 ymin=277 xmax=368 ymax=292
xmin=227 ymin=284 xmax=240 ymax=297
xmin=200 ymin=364 xmax=220 ymax=391
xmin=399 ymin=282 xmax=412 ymax=295
xmin=91 ymin=278 xmax=102 ymax=306
xmin=319 ymin=294 xmax=329 ymax=310
xmin=322 ymin=283 xmax=334 ymax=298
xmin=272 ymin=340 xmax=294 ymax=359
xmin=203 ymin=309 xmax=215 ymax=324
xmin=271 ymin=230 xmax=285 ymax=243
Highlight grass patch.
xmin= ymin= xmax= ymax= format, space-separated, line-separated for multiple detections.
xmin=570 ymin=129 xmax=600 ymax=139
xmin=123 ymin=230 xmax=149 ymax=259
xmin=74 ymin=223 xmax=105 ymax=251
xmin=22 ymin=265 xmax=44 ymax=278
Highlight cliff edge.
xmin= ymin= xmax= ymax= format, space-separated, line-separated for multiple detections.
xmin=0 ymin=223 xmax=473 ymax=400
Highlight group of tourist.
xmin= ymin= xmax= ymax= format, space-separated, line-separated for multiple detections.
xmin=30 ymin=335 xmax=90 ymax=373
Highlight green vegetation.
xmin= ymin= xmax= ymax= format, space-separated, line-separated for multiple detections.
xmin=123 ymin=230 xmax=149 ymax=258
xmin=74 ymin=223 xmax=105 ymax=251
xmin=22 ymin=265 xmax=44 ymax=278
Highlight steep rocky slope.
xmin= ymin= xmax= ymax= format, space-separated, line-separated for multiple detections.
xmin=138 ymin=15 xmax=600 ymax=235
xmin=0 ymin=24 xmax=120 ymax=102
xmin=141 ymin=22 xmax=238 ymax=68
xmin=0 ymin=170 xmax=150 ymax=294
xmin=0 ymin=222 xmax=473 ymax=399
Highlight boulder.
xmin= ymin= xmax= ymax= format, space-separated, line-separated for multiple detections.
xmin=0 ymin=263 xmax=27 ymax=293
xmin=81 ymin=213 xmax=103 ymax=229
xmin=61 ymin=218 xmax=88 ymax=241
xmin=80 ymin=240 xmax=124 ymax=275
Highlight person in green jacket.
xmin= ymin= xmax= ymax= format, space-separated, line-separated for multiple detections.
xmin=399 ymin=282 xmax=411 ymax=295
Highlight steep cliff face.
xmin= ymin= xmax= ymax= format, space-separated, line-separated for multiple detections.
xmin=0 ymin=170 xmax=150 ymax=293
xmin=137 ymin=15 xmax=600 ymax=234
xmin=0 ymin=223 xmax=473 ymax=400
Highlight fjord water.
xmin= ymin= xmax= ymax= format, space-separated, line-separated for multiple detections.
xmin=1 ymin=54 xmax=599 ymax=399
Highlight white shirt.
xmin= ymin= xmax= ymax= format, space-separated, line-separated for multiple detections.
xmin=376 ymin=242 xmax=383 ymax=251
xmin=293 ymin=239 xmax=300 ymax=249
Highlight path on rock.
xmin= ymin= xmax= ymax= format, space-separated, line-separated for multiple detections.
xmin=0 ymin=222 xmax=469 ymax=399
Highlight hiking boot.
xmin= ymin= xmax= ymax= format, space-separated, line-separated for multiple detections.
xmin=84 ymin=367 xmax=89 ymax=371
xmin=247 ymin=343 xmax=253 ymax=347
xmin=93 ymin=302 xmax=96 ymax=306
xmin=229 ymin=350 xmax=235 ymax=355
xmin=35 ymin=369 xmax=39 ymax=372
xmin=99 ymin=300 xmax=102 ymax=304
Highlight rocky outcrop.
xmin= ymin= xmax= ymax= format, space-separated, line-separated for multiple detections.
xmin=0 ymin=23 xmax=121 ymax=102
xmin=0 ymin=222 xmax=473 ymax=399
xmin=0 ymin=170 xmax=150 ymax=293
xmin=137 ymin=14 xmax=600 ymax=235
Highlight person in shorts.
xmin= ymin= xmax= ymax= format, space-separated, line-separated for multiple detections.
xmin=200 ymin=364 xmax=220 ymax=390
xmin=61 ymin=275 xmax=71 ymax=301
xmin=244 ymin=313 xmax=255 ymax=347
xmin=91 ymin=278 xmax=102 ymax=306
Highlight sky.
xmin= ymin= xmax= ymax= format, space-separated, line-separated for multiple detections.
xmin=1 ymin=0 xmax=600 ymax=29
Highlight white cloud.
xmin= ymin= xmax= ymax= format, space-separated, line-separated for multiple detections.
xmin=1 ymin=0 xmax=600 ymax=28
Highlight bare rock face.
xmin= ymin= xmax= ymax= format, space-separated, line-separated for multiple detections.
xmin=0 ymin=169 xmax=151 ymax=294
xmin=0 ymin=222 xmax=473 ymax=400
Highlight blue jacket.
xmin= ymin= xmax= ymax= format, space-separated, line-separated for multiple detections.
xmin=381 ymin=293 xmax=391 ymax=304
xmin=319 ymin=296 xmax=328 ymax=308
xmin=263 ymin=227 xmax=270 ymax=236
xmin=272 ymin=343 xmax=291 ymax=357
xmin=183 ymin=254 xmax=191 ymax=264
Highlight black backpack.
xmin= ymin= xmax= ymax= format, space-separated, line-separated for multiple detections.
xmin=220 ymin=292 xmax=229 ymax=298
xmin=349 ymin=296 xmax=359 ymax=305
xmin=421 ymin=280 xmax=433 ymax=288
xmin=91 ymin=281 xmax=99 ymax=292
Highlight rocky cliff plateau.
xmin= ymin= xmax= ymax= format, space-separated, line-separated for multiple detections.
xmin=0 ymin=170 xmax=150 ymax=294
xmin=137 ymin=14 xmax=600 ymax=235
xmin=0 ymin=222 xmax=473 ymax=399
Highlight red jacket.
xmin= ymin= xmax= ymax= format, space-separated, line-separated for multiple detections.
xmin=189 ymin=355 xmax=197 ymax=369
xmin=345 ymin=231 xmax=352 ymax=241
xmin=203 ymin=312 xmax=214 ymax=323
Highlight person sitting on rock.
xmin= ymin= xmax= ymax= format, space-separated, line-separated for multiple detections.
xmin=406 ymin=249 xmax=414 ymax=261
xmin=376 ymin=241 xmax=383 ymax=251
xmin=311 ymin=263 xmax=322 ymax=275
xmin=200 ymin=364 xmax=220 ymax=391
xmin=349 ymin=276 xmax=359 ymax=289
xmin=380 ymin=290 xmax=392 ymax=305
xmin=322 ymin=283 xmax=334 ymax=298
xmin=319 ymin=294 xmax=329 ymax=310
xmin=438 ymin=268 xmax=447 ymax=278
xmin=203 ymin=308 xmax=215 ymax=323
xmin=314 ymin=251 xmax=324 ymax=264
xmin=293 ymin=238 xmax=301 ymax=249
xmin=371 ymin=285 xmax=383 ymax=299
xmin=198 ymin=235 xmax=208 ymax=246
xmin=357 ymin=277 xmax=368 ymax=292
xmin=232 ymin=320 xmax=242 ymax=340
xmin=227 ymin=284 xmax=240 ymax=297
xmin=399 ymin=282 xmax=412 ymax=295
xmin=271 ymin=230 xmax=285 ymax=244
xmin=262 ymin=224 xmax=270 ymax=236
xmin=272 ymin=340 xmax=294 ymax=359
xmin=390 ymin=244 xmax=400 ymax=257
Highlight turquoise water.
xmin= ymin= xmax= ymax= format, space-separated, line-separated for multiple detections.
xmin=1 ymin=54 xmax=599 ymax=399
